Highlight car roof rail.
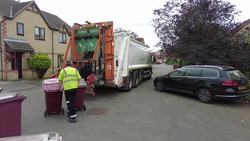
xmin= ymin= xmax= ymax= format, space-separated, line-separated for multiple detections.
xmin=182 ymin=65 xmax=234 ymax=70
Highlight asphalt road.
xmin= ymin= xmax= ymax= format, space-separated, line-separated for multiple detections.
xmin=5 ymin=64 xmax=250 ymax=141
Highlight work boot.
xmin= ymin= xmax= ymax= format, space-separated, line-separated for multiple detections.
xmin=68 ymin=118 xmax=77 ymax=123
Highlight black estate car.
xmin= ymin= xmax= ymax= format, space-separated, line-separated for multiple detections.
xmin=153 ymin=65 xmax=250 ymax=103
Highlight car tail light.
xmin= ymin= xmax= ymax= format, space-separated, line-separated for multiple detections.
xmin=222 ymin=80 xmax=238 ymax=86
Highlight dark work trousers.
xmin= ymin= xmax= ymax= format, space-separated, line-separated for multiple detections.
xmin=64 ymin=88 xmax=77 ymax=119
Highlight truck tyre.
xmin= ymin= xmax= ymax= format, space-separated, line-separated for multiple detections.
xmin=124 ymin=73 xmax=133 ymax=91
xmin=147 ymin=69 xmax=152 ymax=79
xmin=133 ymin=71 xmax=139 ymax=88
xmin=138 ymin=70 xmax=143 ymax=85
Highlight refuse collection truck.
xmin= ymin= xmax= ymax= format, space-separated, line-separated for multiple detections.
xmin=62 ymin=21 xmax=152 ymax=94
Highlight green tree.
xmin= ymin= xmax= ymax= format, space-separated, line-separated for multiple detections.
xmin=152 ymin=0 xmax=250 ymax=69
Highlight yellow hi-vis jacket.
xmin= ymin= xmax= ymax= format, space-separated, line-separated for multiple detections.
xmin=58 ymin=67 xmax=81 ymax=90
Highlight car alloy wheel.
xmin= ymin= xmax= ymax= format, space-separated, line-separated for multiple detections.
xmin=155 ymin=81 xmax=164 ymax=92
xmin=197 ymin=88 xmax=213 ymax=103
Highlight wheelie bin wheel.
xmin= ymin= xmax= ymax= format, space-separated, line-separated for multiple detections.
xmin=83 ymin=105 xmax=86 ymax=111
xmin=44 ymin=111 xmax=48 ymax=117
xmin=61 ymin=108 xmax=64 ymax=114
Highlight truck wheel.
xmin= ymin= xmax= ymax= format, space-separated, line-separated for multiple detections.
xmin=138 ymin=70 xmax=143 ymax=85
xmin=133 ymin=71 xmax=139 ymax=88
xmin=147 ymin=75 xmax=152 ymax=79
xmin=147 ymin=68 xmax=152 ymax=79
xmin=124 ymin=73 xmax=133 ymax=91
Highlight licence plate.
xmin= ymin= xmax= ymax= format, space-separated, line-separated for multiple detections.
xmin=238 ymin=86 xmax=246 ymax=90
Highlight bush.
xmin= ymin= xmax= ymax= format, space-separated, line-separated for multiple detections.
xmin=29 ymin=53 xmax=51 ymax=79
xmin=29 ymin=53 xmax=51 ymax=70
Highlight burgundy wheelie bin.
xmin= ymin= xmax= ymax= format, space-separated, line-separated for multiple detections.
xmin=74 ymin=79 xmax=87 ymax=111
xmin=0 ymin=132 xmax=62 ymax=141
xmin=0 ymin=93 xmax=26 ymax=138
xmin=42 ymin=78 xmax=64 ymax=117
xmin=173 ymin=64 xmax=179 ymax=70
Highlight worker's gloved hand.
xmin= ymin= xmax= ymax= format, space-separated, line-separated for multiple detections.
xmin=58 ymin=86 xmax=63 ymax=92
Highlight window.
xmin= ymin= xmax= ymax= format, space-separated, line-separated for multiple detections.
xmin=59 ymin=32 xmax=66 ymax=43
xmin=203 ymin=69 xmax=218 ymax=78
xmin=170 ymin=69 xmax=186 ymax=77
xmin=58 ymin=55 xmax=63 ymax=68
xmin=17 ymin=22 xmax=24 ymax=35
xmin=226 ymin=70 xmax=246 ymax=80
xmin=186 ymin=69 xmax=202 ymax=77
xmin=35 ymin=27 xmax=45 ymax=40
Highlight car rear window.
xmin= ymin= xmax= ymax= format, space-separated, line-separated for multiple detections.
xmin=203 ymin=69 xmax=218 ymax=78
xmin=225 ymin=70 xmax=246 ymax=80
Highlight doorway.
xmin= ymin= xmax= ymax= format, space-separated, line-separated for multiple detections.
xmin=11 ymin=53 xmax=23 ymax=79
xmin=16 ymin=53 xmax=22 ymax=79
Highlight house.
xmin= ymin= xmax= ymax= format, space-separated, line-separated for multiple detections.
xmin=235 ymin=19 xmax=250 ymax=42
xmin=0 ymin=0 xmax=71 ymax=80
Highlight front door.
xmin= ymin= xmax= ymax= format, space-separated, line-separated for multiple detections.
xmin=16 ymin=53 xmax=22 ymax=79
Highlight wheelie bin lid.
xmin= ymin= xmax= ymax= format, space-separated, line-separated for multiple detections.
xmin=42 ymin=78 xmax=60 ymax=92
xmin=78 ymin=78 xmax=87 ymax=88
xmin=43 ymin=78 xmax=59 ymax=84
xmin=0 ymin=93 xmax=26 ymax=104
xmin=0 ymin=132 xmax=62 ymax=141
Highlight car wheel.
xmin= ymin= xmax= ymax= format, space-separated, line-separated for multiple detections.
xmin=155 ymin=81 xmax=164 ymax=92
xmin=197 ymin=88 xmax=213 ymax=103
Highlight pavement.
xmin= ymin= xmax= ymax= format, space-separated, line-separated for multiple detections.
xmin=0 ymin=79 xmax=42 ymax=93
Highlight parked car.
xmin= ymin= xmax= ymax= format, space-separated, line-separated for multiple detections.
xmin=153 ymin=65 xmax=250 ymax=103
xmin=155 ymin=60 xmax=163 ymax=64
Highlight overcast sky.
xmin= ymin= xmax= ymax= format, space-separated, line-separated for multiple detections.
xmin=20 ymin=0 xmax=250 ymax=51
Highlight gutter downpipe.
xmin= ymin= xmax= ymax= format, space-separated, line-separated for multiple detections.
xmin=0 ymin=21 xmax=3 ymax=80
xmin=52 ymin=30 xmax=54 ymax=74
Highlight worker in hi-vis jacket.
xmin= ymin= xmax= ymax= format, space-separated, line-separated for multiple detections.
xmin=58 ymin=60 xmax=81 ymax=123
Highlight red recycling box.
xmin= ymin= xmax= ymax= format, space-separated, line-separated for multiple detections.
xmin=0 ymin=93 xmax=26 ymax=138
xmin=42 ymin=78 xmax=64 ymax=117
